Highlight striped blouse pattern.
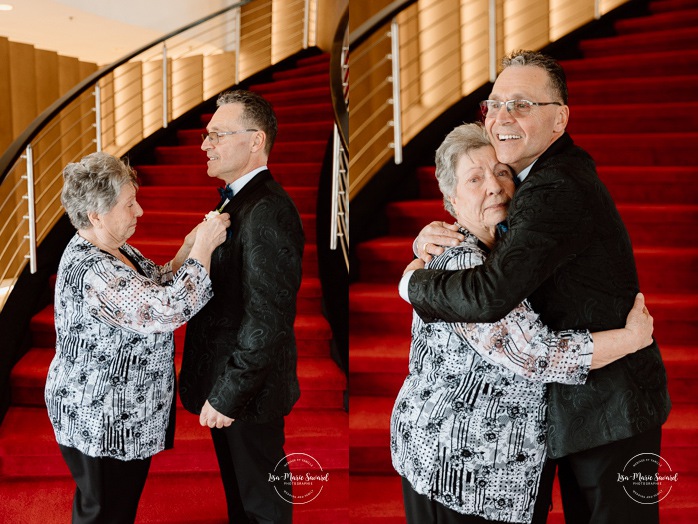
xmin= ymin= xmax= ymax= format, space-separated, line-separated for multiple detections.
xmin=391 ymin=230 xmax=593 ymax=523
xmin=45 ymin=234 xmax=213 ymax=461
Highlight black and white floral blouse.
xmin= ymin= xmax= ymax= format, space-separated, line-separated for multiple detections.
xmin=391 ymin=230 xmax=593 ymax=523
xmin=45 ymin=234 xmax=213 ymax=461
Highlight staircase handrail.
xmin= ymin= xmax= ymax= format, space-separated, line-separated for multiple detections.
xmin=329 ymin=7 xmax=349 ymax=268
xmin=0 ymin=0 xmax=253 ymax=185
xmin=348 ymin=0 xmax=418 ymax=50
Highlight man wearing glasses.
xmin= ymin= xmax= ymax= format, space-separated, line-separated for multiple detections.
xmin=179 ymin=89 xmax=304 ymax=524
xmin=402 ymin=51 xmax=670 ymax=523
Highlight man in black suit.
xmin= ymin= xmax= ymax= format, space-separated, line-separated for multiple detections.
xmin=179 ymin=90 xmax=303 ymax=524
xmin=403 ymin=51 xmax=671 ymax=523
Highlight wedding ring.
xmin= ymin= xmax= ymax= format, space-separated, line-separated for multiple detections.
xmin=422 ymin=242 xmax=430 ymax=254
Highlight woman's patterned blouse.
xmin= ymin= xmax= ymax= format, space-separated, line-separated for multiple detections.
xmin=45 ymin=234 xmax=213 ymax=461
xmin=391 ymin=229 xmax=593 ymax=523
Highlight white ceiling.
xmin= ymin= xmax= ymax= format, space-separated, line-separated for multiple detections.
xmin=0 ymin=0 xmax=234 ymax=65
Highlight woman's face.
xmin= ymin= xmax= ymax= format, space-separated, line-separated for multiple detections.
xmin=449 ymin=145 xmax=515 ymax=240
xmin=94 ymin=183 xmax=143 ymax=245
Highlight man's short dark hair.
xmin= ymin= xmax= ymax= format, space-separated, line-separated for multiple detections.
xmin=501 ymin=50 xmax=569 ymax=105
xmin=217 ymin=90 xmax=278 ymax=155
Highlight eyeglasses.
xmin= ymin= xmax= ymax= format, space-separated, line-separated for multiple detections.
xmin=480 ymin=99 xmax=562 ymax=118
xmin=201 ymin=129 xmax=258 ymax=145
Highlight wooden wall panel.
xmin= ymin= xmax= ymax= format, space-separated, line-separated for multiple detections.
xmin=204 ymin=51 xmax=236 ymax=101
xmin=9 ymin=42 xmax=37 ymax=137
xmin=171 ymin=55 xmax=203 ymax=120
xmin=240 ymin=0 xmax=272 ymax=79
xmin=0 ymin=37 xmax=13 ymax=153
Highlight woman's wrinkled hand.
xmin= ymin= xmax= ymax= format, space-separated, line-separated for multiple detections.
xmin=624 ymin=292 xmax=654 ymax=351
xmin=195 ymin=212 xmax=231 ymax=251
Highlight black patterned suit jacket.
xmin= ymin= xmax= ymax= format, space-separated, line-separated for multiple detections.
xmin=179 ymin=170 xmax=303 ymax=423
xmin=408 ymin=133 xmax=671 ymax=459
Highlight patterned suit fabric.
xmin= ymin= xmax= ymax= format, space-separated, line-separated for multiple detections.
xmin=45 ymin=235 xmax=213 ymax=460
xmin=392 ymin=230 xmax=593 ymax=523
xmin=180 ymin=170 xmax=304 ymax=422
xmin=408 ymin=133 xmax=671 ymax=458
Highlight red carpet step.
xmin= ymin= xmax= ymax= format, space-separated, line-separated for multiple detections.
xmin=566 ymin=103 xmax=698 ymax=134
xmin=560 ymin=49 xmax=698 ymax=81
xmin=567 ymin=74 xmax=698 ymax=104
xmin=579 ymin=26 xmax=698 ymax=56
xmin=614 ymin=7 xmax=698 ymax=33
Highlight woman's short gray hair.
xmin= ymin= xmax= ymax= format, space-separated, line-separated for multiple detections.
xmin=61 ymin=152 xmax=138 ymax=230
xmin=435 ymin=123 xmax=491 ymax=219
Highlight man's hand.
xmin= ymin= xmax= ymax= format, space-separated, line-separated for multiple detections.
xmin=199 ymin=400 xmax=235 ymax=428
xmin=415 ymin=221 xmax=464 ymax=262
xmin=403 ymin=258 xmax=425 ymax=276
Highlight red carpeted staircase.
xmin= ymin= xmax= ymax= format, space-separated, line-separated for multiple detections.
xmin=349 ymin=1 xmax=698 ymax=522
xmin=0 ymin=52 xmax=349 ymax=523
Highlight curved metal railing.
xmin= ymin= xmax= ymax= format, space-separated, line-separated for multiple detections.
xmin=0 ymin=0 xmax=319 ymax=309
xmin=329 ymin=8 xmax=349 ymax=269
xmin=348 ymin=0 xmax=630 ymax=199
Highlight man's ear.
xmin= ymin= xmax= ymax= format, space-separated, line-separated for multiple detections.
xmin=251 ymin=130 xmax=266 ymax=153
xmin=554 ymin=104 xmax=569 ymax=133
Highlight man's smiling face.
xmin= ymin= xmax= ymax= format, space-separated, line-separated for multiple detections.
xmin=484 ymin=65 xmax=568 ymax=174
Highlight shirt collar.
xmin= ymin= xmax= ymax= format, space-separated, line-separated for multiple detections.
xmin=228 ymin=166 xmax=268 ymax=196
xmin=516 ymin=160 xmax=537 ymax=183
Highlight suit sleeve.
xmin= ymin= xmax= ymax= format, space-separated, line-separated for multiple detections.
xmin=207 ymin=196 xmax=303 ymax=417
xmin=409 ymin=165 xmax=594 ymax=323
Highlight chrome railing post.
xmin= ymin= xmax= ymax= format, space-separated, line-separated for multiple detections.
xmin=330 ymin=124 xmax=342 ymax=249
xmin=162 ymin=43 xmax=169 ymax=129
xmin=388 ymin=18 xmax=403 ymax=165
xmin=22 ymin=144 xmax=37 ymax=274
xmin=489 ymin=0 xmax=497 ymax=82
xmin=94 ymin=84 xmax=102 ymax=152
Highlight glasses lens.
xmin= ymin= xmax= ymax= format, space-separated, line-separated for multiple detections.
xmin=481 ymin=100 xmax=504 ymax=118
xmin=202 ymin=132 xmax=218 ymax=144
xmin=509 ymin=100 xmax=533 ymax=116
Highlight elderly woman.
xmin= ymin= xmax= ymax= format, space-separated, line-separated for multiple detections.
xmin=391 ymin=124 xmax=652 ymax=524
xmin=44 ymin=152 xmax=230 ymax=523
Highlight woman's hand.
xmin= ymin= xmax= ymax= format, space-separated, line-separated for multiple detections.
xmin=415 ymin=221 xmax=464 ymax=262
xmin=186 ymin=213 xmax=230 ymax=273
xmin=589 ymin=293 xmax=653 ymax=370
xmin=624 ymin=292 xmax=654 ymax=351
xmin=194 ymin=213 xmax=231 ymax=252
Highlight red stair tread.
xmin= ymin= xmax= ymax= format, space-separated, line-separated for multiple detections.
xmin=559 ymin=49 xmax=698 ymax=81
xmin=579 ymin=26 xmax=698 ymax=56
xmin=249 ymin=72 xmax=329 ymax=93
xmin=614 ymin=8 xmax=698 ymax=34
xmin=274 ymin=60 xmax=330 ymax=80
xmin=567 ymin=74 xmax=698 ymax=104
